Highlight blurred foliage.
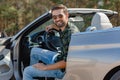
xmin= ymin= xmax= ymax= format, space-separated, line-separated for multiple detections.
xmin=0 ymin=0 xmax=120 ymax=36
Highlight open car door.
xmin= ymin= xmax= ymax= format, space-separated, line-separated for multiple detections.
xmin=0 ymin=37 xmax=13 ymax=80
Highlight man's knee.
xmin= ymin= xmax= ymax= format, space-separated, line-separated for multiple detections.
xmin=23 ymin=66 xmax=31 ymax=74
xmin=30 ymin=48 xmax=40 ymax=56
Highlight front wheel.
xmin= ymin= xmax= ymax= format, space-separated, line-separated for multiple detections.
xmin=110 ymin=70 xmax=120 ymax=80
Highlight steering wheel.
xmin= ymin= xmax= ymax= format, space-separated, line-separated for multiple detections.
xmin=44 ymin=28 xmax=62 ymax=52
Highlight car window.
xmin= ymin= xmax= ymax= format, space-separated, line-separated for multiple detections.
xmin=28 ymin=19 xmax=53 ymax=35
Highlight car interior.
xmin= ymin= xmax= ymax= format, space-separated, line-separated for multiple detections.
xmin=0 ymin=38 xmax=13 ymax=80
xmin=86 ymin=12 xmax=113 ymax=31
xmin=18 ymin=14 xmax=85 ymax=80
xmin=20 ymin=14 xmax=86 ymax=67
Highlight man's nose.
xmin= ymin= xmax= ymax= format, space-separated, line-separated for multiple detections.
xmin=55 ymin=17 xmax=61 ymax=21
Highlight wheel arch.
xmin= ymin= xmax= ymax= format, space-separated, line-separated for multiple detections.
xmin=103 ymin=66 xmax=120 ymax=80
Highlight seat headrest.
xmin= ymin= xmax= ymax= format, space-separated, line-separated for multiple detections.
xmin=91 ymin=12 xmax=112 ymax=30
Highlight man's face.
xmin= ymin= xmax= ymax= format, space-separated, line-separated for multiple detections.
xmin=52 ymin=9 xmax=69 ymax=28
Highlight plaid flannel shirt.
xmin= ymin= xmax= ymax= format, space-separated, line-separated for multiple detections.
xmin=56 ymin=22 xmax=79 ymax=62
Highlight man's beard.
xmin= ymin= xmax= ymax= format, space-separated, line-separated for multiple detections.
xmin=54 ymin=21 xmax=66 ymax=28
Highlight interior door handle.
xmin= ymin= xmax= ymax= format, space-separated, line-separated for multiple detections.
xmin=0 ymin=54 xmax=4 ymax=60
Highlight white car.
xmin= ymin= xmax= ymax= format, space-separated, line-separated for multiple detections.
xmin=0 ymin=8 xmax=120 ymax=80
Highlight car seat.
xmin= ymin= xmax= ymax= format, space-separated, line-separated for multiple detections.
xmin=91 ymin=12 xmax=113 ymax=30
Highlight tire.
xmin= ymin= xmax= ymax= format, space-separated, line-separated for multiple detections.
xmin=110 ymin=70 xmax=120 ymax=80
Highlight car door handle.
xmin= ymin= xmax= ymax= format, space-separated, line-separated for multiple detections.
xmin=0 ymin=54 xmax=4 ymax=60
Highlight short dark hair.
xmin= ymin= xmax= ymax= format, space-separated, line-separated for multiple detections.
xmin=51 ymin=4 xmax=68 ymax=14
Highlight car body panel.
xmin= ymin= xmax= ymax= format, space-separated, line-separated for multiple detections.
xmin=65 ymin=27 xmax=120 ymax=80
xmin=13 ymin=38 xmax=22 ymax=80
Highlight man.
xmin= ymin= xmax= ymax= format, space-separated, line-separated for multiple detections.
xmin=23 ymin=4 xmax=79 ymax=80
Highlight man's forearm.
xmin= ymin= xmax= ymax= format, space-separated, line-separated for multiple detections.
xmin=45 ymin=60 xmax=66 ymax=70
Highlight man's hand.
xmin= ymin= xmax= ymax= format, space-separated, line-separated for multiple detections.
xmin=33 ymin=63 xmax=47 ymax=70
xmin=46 ymin=24 xmax=59 ymax=31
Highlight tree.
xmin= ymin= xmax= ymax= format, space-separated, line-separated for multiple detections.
xmin=0 ymin=0 xmax=120 ymax=35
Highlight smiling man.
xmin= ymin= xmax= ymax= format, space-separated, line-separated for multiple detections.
xmin=23 ymin=4 xmax=79 ymax=80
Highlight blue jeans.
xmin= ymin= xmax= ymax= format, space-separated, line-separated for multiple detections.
xmin=23 ymin=48 xmax=65 ymax=80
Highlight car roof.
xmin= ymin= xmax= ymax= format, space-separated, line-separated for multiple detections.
xmin=67 ymin=8 xmax=118 ymax=15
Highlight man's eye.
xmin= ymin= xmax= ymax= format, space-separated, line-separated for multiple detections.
xmin=58 ymin=14 xmax=63 ymax=18
xmin=52 ymin=16 xmax=57 ymax=19
xmin=52 ymin=14 xmax=63 ymax=19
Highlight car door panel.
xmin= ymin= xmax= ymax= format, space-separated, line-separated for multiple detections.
xmin=66 ymin=28 xmax=120 ymax=80
xmin=0 ymin=47 xmax=13 ymax=80
xmin=0 ymin=38 xmax=14 ymax=80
